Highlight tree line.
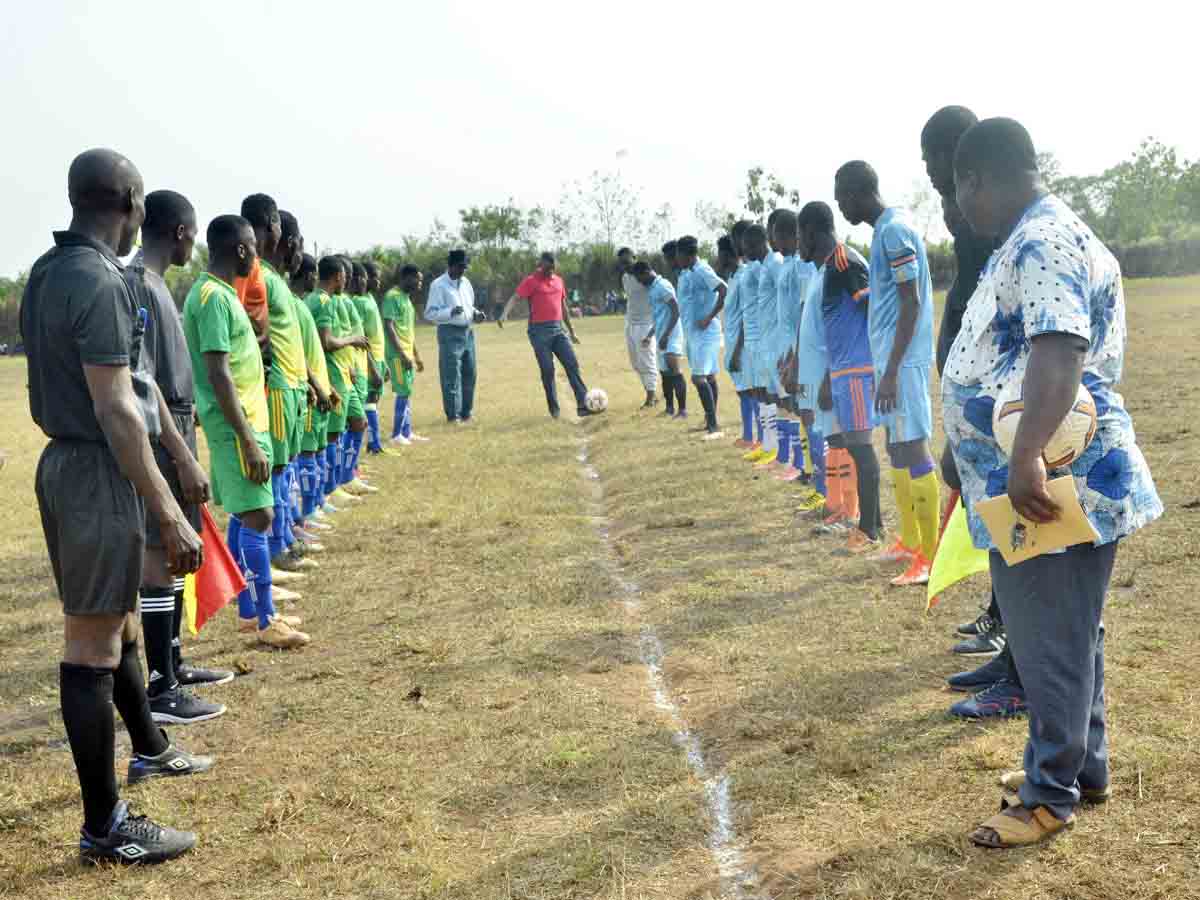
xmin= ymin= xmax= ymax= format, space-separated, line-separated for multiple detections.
xmin=3 ymin=137 xmax=1199 ymax=345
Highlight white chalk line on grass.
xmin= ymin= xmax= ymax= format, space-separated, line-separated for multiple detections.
xmin=576 ymin=438 xmax=759 ymax=899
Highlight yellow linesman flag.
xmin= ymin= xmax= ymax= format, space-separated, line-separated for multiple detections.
xmin=927 ymin=496 xmax=989 ymax=611
xmin=183 ymin=573 xmax=199 ymax=636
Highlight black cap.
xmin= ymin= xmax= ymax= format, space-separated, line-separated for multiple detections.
xmin=447 ymin=249 xmax=469 ymax=266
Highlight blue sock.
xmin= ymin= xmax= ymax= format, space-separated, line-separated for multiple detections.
xmin=791 ymin=421 xmax=808 ymax=474
xmin=316 ymin=450 xmax=328 ymax=506
xmin=268 ymin=472 xmax=286 ymax=559
xmin=326 ymin=441 xmax=339 ymax=493
xmin=337 ymin=432 xmax=351 ymax=485
xmin=237 ymin=525 xmax=275 ymax=630
xmin=739 ymin=394 xmax=754 ymax=442
xmin=288 ymin=462 xmax=302 ymax=524
xmin=777 ymin=421 xmax=792 ymax=465
xmin=343 ymin=430 xmax=363 ymax=484
xmin=282 ymin=472 xmax=296 ymax=548
xmin=806 ymin=421 xmax=827 ymax=497
xmin=227 ymin=516 xmax=255 ymax=620
xmin=754 ymin=401 xmax=763 ymax=443
xmin=300 ymin=456 xmax=317 ymax=519
xmin=366 ymin=406 xmax=382 ymax=452
xmin=398 ymin=396 xmax=412 ymax=439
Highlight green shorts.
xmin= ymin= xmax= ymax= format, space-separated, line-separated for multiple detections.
xmin=347 ymin=373 xmax=366 ymax=420
xmin=289 ymin=388 xmax=307 ymax=458
xmin=268 ymin=386 xmax=305 ymax=467
xmin=207 ymin=427 xmax=274 ymax=516
xmin=301 ymin=402 xmax=328 ymax=453
xmin=327 ymin=370 xmax=350 ymax=435
xmin=388 ymin=358 xmax=415 ymax=397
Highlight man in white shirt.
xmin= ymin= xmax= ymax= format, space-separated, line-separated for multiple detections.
xmin=618 ymin=247 xmax=658 ymax=408
xmin=423 ymin=249 xmax=485 ymax=423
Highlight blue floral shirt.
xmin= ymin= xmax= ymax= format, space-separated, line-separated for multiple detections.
xmin=942 ymin=194 xmax=1162 ymax=550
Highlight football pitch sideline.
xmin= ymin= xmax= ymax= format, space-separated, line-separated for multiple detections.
xmin=0 ymin=278 xmax=1198 ymax=900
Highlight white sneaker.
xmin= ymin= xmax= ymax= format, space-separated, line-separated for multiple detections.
xmin=389 ymin=435 xmax=412 ymax=447
xmin=410 ymin=434 xmax=431 ymax=443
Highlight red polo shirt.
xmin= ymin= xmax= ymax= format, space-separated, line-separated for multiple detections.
xmin=516 ymin=271 xmax=566 ymax=323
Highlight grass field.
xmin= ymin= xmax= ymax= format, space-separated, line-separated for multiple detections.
xmin=1 ymin=278 xmax=1198 ymax=900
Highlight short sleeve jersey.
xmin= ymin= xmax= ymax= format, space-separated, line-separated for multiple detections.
xmin=184 ymin=272 xmax=269 ymax=437
xmin=678 ymin=260 xmax=725 ymax=338
xmin=292 ymin=293 xmax=329 ymax=394
xmin=942 ymin=194 xmax=1162 ymax=550
xmin=352 ymin=294 xmax=385 ymax=362
xmin=259 ymin=261 xmax=307 ymax=390
xmin=775 ymin=255 xmax=817 ymax=355
xmin=21 ymin=231 xmax=151 ymax=442
xmin=380 ymin=288 xmax=416 ymax=361
xmin=334 ymin=294 xmax=362 ymax=376
xmin=647 ymin=276 xmax=678 ymax=339
xmin=739 ymin=258 xmax=763 ymax=343
xmin=305 ymin=289 xmax=351 ymax=384
xmin=722 ymin=263 xmax=745 ymax=344
xmin=233 ymin=256 xmax=270 ymax=337
xmin=516 ymin=272 xmax=567 ymax=324
xmin=125 ymin=250 xmax=194 ymax=411
xmin=868 ymin=207 xmax=934 ymax=370
xmin=756 ymin=250 xmax=785 ymax=338
xmin=819 ymin=244 xmax=873 ymax=376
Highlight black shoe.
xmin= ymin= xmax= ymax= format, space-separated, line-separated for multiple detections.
xmin=176 ymin=663 xmax=235 ymax=688
xmin=947 ymin=653 xmax=1011 ymax=692
xmin=80 ymin=801 xmax=196 ymax=865
xmin=952 ymin=618 xmax=1006 ymax=656
xmin=956 ymin=609 xmax=994 ymax=637
xmin=127 ymin=736 xmax=215 ymax=785
xmin=149 ymin=687 xmax=226 ymax=725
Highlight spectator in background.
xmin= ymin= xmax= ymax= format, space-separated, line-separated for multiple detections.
xmin=424 ymin=249 xmax=485 ymax=424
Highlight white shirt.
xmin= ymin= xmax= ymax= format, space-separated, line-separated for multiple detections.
xmin=622 ymin=271 xmax=653 ymax=327
xmin=424 ymin=272 xmax=476 ymax=327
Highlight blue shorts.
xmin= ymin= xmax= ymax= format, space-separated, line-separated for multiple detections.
xmin=878 ymin=363 xmax=933 ymax=445
xmin=687 ymin=333 xmax=721 ymax=377
xmin=656 ymin=321 xmax=684 ymax=368
xmin=832 ymin=369 xmax=876 ymax=433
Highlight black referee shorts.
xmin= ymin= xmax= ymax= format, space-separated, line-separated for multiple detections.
xmin=35 ymin=440 xmax=144 ymax=617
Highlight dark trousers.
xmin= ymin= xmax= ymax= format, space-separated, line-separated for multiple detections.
xmin=990 ymin=542 xmax=1116 ymax=819
xmin=985 ymin=589 xmax=1023 ymax=687
xmin=437 ymin=325 xmax=476 ymax=421
xmin=528 ymin=322 xmax=588 ymax=416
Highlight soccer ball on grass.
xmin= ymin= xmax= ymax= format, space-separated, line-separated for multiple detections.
xmin=585 ymin=388 xmax=608 ymax=413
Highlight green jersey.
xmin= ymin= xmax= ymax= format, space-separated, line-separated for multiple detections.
xmin=304 ymin=289 xmax=351 ymax=385
xmin=184 ymin=272 xmax=269 ymax=436
xmin=336 ymin=293 xmax=364 ymax=376
xmin=262 ymin=260 xmax=307 ymax=391
xmin=292 ymin=293 xmax=329 ymax=394
xmin=380 ymin=288 xmax=416 ymax=362
xmin=353 ymin=294 xmax=385 ymax=363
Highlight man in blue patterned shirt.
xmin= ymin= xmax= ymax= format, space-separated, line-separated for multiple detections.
xmin=946 ymin=117 xmax=1162 ymax=849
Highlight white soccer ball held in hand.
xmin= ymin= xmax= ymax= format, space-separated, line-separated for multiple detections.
xmin=993 ymin=381 xmax=1098 ymax=469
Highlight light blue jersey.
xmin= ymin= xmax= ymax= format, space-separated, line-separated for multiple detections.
xmin=796 ymin=267 xmax=828 ymax=392
xmin=648 ymin=275 xmax=683 ymax=359
xmin=678 ymin=260 xmax=725 ymax=340
xmin=867 ymin=207 xmax=934 ymax=370
xmin=739 ymin=258 xmax=763 ymax=344
xmin=722 ymin=263 xmax=745 ymax=353
xmin=756 ymin=250 xmax=785 ymax=340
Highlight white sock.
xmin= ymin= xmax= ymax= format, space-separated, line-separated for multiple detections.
xmin=762 ymin=403 xmax=779 ymax=453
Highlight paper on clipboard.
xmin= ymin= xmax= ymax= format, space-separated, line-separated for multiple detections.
xmin=976 ymin=476 xmax=1101 ymax=566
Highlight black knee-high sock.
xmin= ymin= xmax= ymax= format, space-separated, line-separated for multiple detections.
xmin=661 ymin=371 xmax=675 ymax=413
xmin=673 ymin=374 xmax=687 ymax=411
xmin=140 ymin=587 xmax=176 ymax=697
xmin=708 ymin=377 xmax=719 ymax=422
xmin=847 ymin=442 xmax=882 ymax=540
xmin=60 ymin=663 xmax=120 ymax=836
xmin=111 ymin=641 xmax=169 ymax=757
xmin=694 ymin=379 xmax=716 ymax=428
xmin=171 ymin=577 xmax=185 ymax=670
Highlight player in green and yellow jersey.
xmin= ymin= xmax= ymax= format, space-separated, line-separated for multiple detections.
xmin=335 ymin=257 xmax=376 ymax=494
xmin=183 ymin=214 xmax=308 ymax=650
xmin=306 ymin=257 xmax=368 ymax=508
xmin=381 ymin=264 xmax=430 ymax=446
xmin=358 ymin=261 xmax=390 ymax=454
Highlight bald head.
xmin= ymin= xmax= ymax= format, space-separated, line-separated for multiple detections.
xmin=66 ymin=148 xmax=145 ymax=256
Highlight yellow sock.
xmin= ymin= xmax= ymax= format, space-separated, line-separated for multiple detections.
xmin=910 ymin=468 xmax=941 ymax=560
xmin=892 ymin=468 xmax=920 ymax=550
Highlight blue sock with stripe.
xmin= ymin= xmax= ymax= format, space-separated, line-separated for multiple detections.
xmin=754 ymin=401 xmax=763 ymax=443
xmin=738 ymin=394 xmax=753 ymax=442
xmin=237 ymin=525 xmax=275 ymax=630
xmin=366 ymin=405 xmax=382 ymax=452
xmin=339 ymin=431 xmax=353 ymax=485
xmin=268 ymin=472 xmax=286 ymax=559
xmin=805 ymin=420 xmax=827 ymax=497
xmin=327 ymin=440 xmax=340 ymax=492
xmin=288 ymin=462 xmax=302 ymax=525
xmin=777 ymin=420 xmax=792 ymax=465
xmin=227 ymin=516 xmax=256 ymax=620
xmin=300 ymin=455 xmax=317 ymax=519
xmin=394 ymin=396 xmax=412 ymax=439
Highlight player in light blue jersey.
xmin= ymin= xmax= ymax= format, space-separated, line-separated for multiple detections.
xmin=637 ymin=260 xmax=686 ymax=419
xmin=835 ymin=160 xmax=939 ymax=587
xmin=739 ymin=224 xmax=774 ymax=463
xmin=770 ymin=209 xmax=824 ymax=504
xmin=674 ymin=235 xmax=726 ymax=438
xmin=735 ymin=224 xmax=764 ymax=452
xmin=748 ymin=210 xmax=786 ymax=466
xmin=721 ymin=221 xmax=758 ymax=448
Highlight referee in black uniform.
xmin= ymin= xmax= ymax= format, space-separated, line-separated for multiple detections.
xmin=21 ymin=149 xmax=211 ymax=864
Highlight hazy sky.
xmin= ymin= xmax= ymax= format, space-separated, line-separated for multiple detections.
xmin=3 ymin=0 xmax=1196 ymax=276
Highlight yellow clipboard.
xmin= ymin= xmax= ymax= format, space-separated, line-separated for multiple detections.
xmin=975 ymin=476 xmax=1101 ymax=566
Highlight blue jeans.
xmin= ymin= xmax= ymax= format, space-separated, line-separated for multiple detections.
xmin=437 ymin=325 xmax=476 ymax=421
xmin=990 ymin=541 xmax=1116 ymax=820
xmin=528 ymin=322 xmax=587 ymax=416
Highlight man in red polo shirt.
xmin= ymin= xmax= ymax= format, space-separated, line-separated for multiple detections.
xmin=499 ymin=252 xmax=597 ymax=419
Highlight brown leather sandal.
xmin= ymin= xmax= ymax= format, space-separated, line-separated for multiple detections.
xmin=970 ymin=794 xmax=1075 ymax=849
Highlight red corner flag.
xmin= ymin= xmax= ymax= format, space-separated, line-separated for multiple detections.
xmin=183 ymin=505 xmax=246 ymax=634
